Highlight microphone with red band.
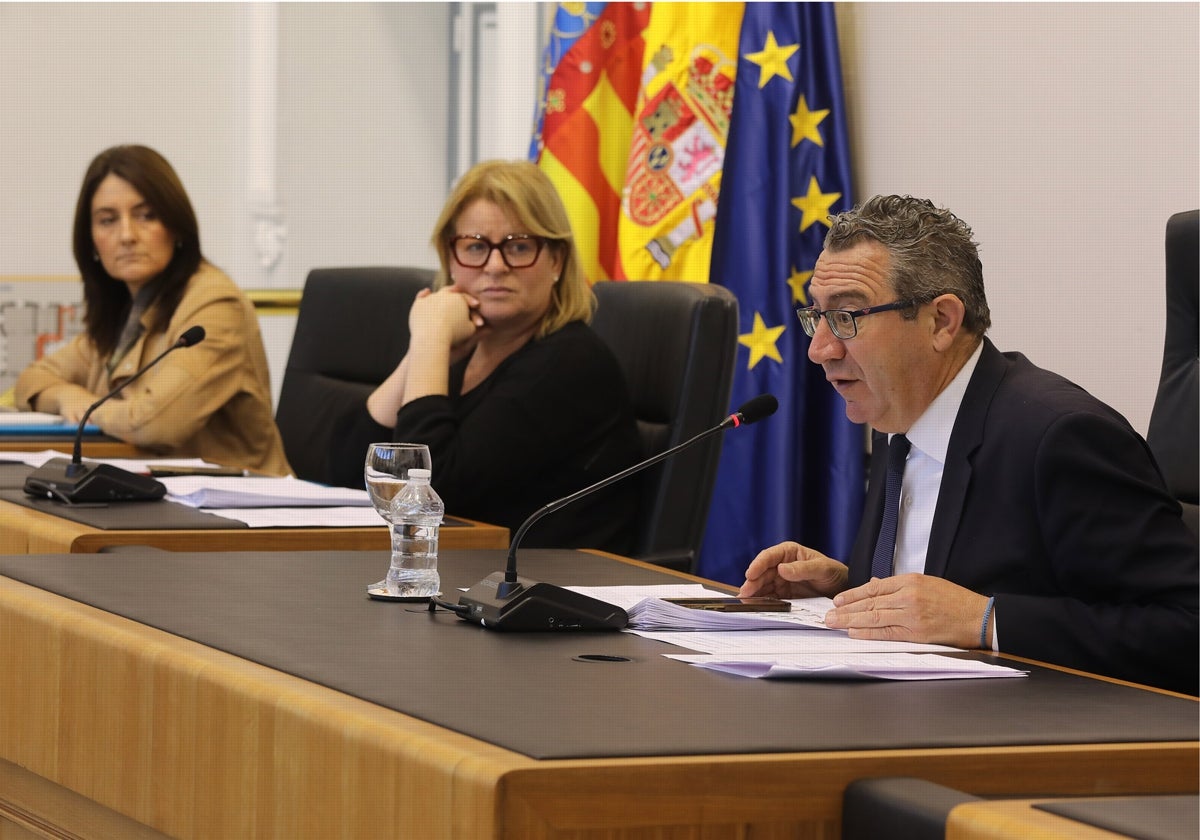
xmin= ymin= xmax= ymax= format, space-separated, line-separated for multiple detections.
xmin=24 ymin=325 xmax=207 ymax=504
xmin=453 ymin=393 xmax=779 ymax=631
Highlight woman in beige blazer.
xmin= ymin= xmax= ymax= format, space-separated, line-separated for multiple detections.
xmin=16 ymin=145 xmax=290 ymax=476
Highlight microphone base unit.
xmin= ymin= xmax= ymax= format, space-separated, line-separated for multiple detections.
xmin=23 ymin=457 xmax=167 ymax=504
xmin=456 ymin=571 xmax=628 ymax=632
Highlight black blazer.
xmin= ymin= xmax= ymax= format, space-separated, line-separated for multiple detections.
xmin=848 ymin=339 xmax=1199 ymax=695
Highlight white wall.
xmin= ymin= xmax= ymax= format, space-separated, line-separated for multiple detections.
xmin=1 ymin=2 xmax=1195 ymax=434
xmin=838 ymin=2 xmax=1198 ymax=434
xmin=0 ymin=1 xmax=452 ymax=404
xmin=1 ymin=2 xmax=451 ymax=283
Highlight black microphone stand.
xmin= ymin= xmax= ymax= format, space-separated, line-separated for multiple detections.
xmin=23 ymin=327 xmax=205 ymax=504
xmin=456 ymin=395 xmax=777 ymax=631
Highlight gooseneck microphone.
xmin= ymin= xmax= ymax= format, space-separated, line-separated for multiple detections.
xmin=455 ymin=393 xmax=779 ymax=631
xmin=24 ymin=325 xmax=207 ymax=504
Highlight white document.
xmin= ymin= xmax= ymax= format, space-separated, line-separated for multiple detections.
xmin=633 ymin=628 xmax=960 ymax=655
xmin=566 ymin=584 xmax=729 ymax=610
xmin=0 ymin=411 xmax=73 ymax=425
xmin=161 ymin=475 xmax=372 ymax=508
xmin=626 ymin=595 xmax=834 ymax=631
xmin=0 ymin=450 xmax=215 ymax=472
xmin=206 ymin=507 xmax=386 ymax=528
xmin=567 ymin=585 xmax=837 ymax=630
xmin=0 ymin=412 xmax=103 ymax=434
xmin=667 ymin=652 xmax=1028 ymax=681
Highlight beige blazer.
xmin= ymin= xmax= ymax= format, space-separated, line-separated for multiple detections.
xmin=16 ymin=264 xmax=292 ymax=476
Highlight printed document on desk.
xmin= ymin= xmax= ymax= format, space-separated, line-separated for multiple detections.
xmin=206 ymin=507 xmax=385 ymax=528
xmin=667 ymin=652 xmax=1029 ymax=681
xmin=630 ymin=594 xmax=833 ymax=630
xmin=636 ymin=628 xmax=960 ymax=656
xmin=566 ymin=584 xmax=834 ymax=630
xmin=161 ymin=476 xmax=372 ymax=508
xmin=569 ymin=585 xmax=1026 ymax=680
xmin=0 ymin=410 xmax=101 ymax=435
xmin=1 ymin=450 xmax=214 ymax=472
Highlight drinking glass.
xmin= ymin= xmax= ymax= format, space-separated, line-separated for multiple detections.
xmin=364 ymin=442 xmax=431 ymax=596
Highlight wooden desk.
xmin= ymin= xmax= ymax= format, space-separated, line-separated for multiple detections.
xmin=0 ymin=498 xmax=509 ymax=553
xmin=947 ymin=796 xmax=1198 ymax=839
xmin=0 ymin=549 xmax=1194 ymax=840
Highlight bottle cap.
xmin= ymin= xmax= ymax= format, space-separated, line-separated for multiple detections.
xmin=408 ymin=468 xmax=431 ymax=480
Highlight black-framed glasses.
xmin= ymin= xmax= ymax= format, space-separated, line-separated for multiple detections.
xmin=450 ymin=234 xmax=547 ymax=269
xmin=794 ymin=299 xmax=918 ymax=340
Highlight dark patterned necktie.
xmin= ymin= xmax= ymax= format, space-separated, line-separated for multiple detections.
xmin=870 ymin=434 xmax=911 ymax=579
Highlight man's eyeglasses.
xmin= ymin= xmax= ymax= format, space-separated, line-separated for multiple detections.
xmin=450 ymin=234 xmax=547 ymax=269
xmin=794 ymin=299 xmax=918 ymax=340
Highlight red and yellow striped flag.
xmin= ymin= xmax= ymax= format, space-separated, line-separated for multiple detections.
xmin=534 ymin=3 xmax=744 ymax=283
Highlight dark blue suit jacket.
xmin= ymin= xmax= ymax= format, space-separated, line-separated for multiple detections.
xmin=848 ymin=339 xmax=1199 ymax=695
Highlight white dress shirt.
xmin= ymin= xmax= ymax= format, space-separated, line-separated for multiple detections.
xmin=887 ymin=341 xmax=998 ymax=648
xmin=892 ymin=342 xmax=982 ymax=576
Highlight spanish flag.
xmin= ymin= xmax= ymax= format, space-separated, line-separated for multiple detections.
xmin=533 ymin=3 xmax=742 ymax=283
xmin=533 ymin=3 xmax=864 ymax=584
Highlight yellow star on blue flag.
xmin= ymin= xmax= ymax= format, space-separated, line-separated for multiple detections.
xmin=744 ymin=30 xmax=799 ymax=88
xmin=790 ymin=176 xmax=842 ymax=233
xmin=790 ymin=95 xmax=829 ymax=148
xmin=701 ymin=3 xmax=864 ymax=585
xmin=738 ymin=313 xmax=786 ymax=369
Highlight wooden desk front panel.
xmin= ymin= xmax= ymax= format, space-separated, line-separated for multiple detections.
xmin=0 ymin=440 xmax=142 ymax=457
xmin=0 ymin=576 xmax=1195 ymax=840
xmin=0 ymin=578 xmax=516 ymax=839
xmin=947 ymin=799 xmax=1128 ymax=839
xmin=0 ymin=500 xmax=508 ymax=553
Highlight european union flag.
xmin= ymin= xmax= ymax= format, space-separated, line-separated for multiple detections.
xmin=698 ymin=3 xmax=864 ymax=584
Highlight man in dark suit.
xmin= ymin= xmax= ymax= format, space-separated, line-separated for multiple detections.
xmin=739 ymin=195 xmax=1198 ymax=695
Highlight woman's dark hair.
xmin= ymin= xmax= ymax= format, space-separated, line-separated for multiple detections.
xmin=73 ymin=145 xmax=203 ymax=356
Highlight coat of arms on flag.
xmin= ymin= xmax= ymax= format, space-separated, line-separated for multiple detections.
xmin=623 ymin=43 xmax=735 ymax=273
xmin=530 ymin=3 xmax=864 ymax=583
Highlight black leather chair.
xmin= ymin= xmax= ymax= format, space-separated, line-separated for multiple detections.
xmin=843 ymin=777 xmax=1199 ymax=840
xmin=590 ymin=280 xmax=739 ymax=572
xmin=1146 ymin=210 xmax=1199 ymax=539
xmin=275 ymin=267 xmax=433 ymax=485
xmin=843 ymin=777 xmax=980 ymax=840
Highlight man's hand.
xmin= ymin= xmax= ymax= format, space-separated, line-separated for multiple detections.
xmin=738 ymin=541 xmax=849 ymax=599
xmin=825 ymin=574 xmax=993 ymax=649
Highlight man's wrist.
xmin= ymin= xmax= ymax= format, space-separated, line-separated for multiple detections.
xmin=978 ymin=596 xmax=996 ymax=649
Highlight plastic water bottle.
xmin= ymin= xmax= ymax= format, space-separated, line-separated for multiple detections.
xmin=385 ymin=468 xmax=443 ymax=598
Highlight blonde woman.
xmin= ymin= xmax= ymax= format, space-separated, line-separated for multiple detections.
xmin=335 ymin=160 xmax=639 ymax=552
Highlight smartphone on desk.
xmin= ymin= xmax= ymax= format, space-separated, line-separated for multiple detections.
xmin=662 ymin=597 xmax=791 ymax=613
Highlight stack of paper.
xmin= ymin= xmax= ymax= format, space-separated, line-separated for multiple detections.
xmin=0 ymin=410 xmax=73 ymax=425
xmin=0 ymin=411 xmax=100 ymax=434
xmin=667 ymin=652 xmax=1029 ymax=681
xmin=0 ymin=451 xmax=217 ymax=472
xmin=161 ymin=476 xmax=372 ymax=508
xmin=625 ymin=595 xmax=833 ymax=631
xmin=567 ymin=584 xmax=1026 ymax=682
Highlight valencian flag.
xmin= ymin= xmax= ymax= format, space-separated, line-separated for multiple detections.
xmin=531 ymin=3 xmax=863 ymax=585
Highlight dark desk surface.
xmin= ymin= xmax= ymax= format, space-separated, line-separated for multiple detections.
xmin=1035 ymin=795 xmax=1198 ymax=839
xmin=0 ymin=548 xmax=1194 ymax=761
xmin=1 ymin=487 xmax=248 ymax=529
xmin=0 ymin=548 xmax=1196 ymax=840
